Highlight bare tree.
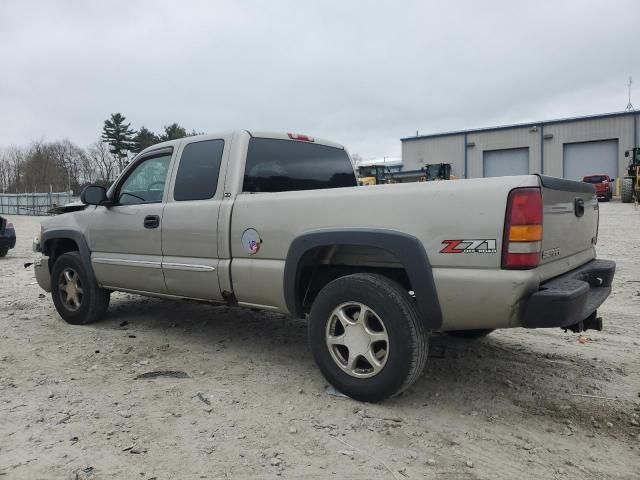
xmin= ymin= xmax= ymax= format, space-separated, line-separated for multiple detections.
xmin=87 ymin=140 xmax=116 ymax=184
xmin=0 ymin=148 xmax=7 ymax=193
xmin=3 ymin=146 xmax=26 ymax=193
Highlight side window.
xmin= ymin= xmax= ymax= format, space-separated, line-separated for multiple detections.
xmin=118 ymin=154 xmax=172 ymax=205
xmin=243 ymin=138 xmax=357 ymax=193
xmin=174 ymin=140 xmax=224 ymax=201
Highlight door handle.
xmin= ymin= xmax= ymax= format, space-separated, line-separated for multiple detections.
xmin=144 ymin=215 xmax=160 ymax=229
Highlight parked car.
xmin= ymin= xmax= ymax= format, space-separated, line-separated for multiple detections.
xmin=32 ymin=131 xmax=615 ymax=402
xmin=582 ymin=174 xmax=613 ymax=201
xmin=0 ymin=216 xmax=16 ymax=257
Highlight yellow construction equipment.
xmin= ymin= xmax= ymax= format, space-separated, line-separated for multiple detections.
xmin=622 ymin=148 xmax=640 ymax=203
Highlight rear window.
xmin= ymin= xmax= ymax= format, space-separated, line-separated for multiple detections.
xmin=243 ymin=138 xmax=357 ymax=193
xmin=583 ymin=176 xmax=607 ymax=183
xmin=174 ymin=139 xmax=224 ymax=201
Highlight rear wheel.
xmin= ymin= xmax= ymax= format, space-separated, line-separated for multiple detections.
xmin=0 ymin=248 xmax=7 ymax=258
xmin=51 ymin=252 xmax=110 ymax=325
xmin=446 ymin=329 xmax=494 ymax=339
xmin=308 ymin=273 xmax=428 ymax=402
xmin=621 ymin=177 xmax=634 ymax=203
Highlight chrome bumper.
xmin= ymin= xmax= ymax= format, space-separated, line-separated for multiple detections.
xmin=34 ymin=255 xmax=51 ymax=292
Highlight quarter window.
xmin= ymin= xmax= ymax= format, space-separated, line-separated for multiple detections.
xmin=243 ymin=138 xmax=357 ymax=193
xmin=174 ymin=140 xmax=225 ymax=201
xmin=118 ymin=154 xmax=172 ymax=205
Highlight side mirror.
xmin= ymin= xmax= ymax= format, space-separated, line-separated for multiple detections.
xmin=611 ymin=178 xmax=615 ymax=182
xmin=80 ymin=185 xmax=108 ymax=205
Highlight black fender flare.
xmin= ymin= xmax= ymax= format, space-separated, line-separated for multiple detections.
xmin=41 ymin=229 xmax=97 ymax=285
xmin=283 ymin=229 xmax=442 ymax=329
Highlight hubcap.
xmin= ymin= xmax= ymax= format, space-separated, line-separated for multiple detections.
xmin=325 ymin=302 xmax=389 ymax=378
xmin=58 ymin=268 xmax=83 ymax=312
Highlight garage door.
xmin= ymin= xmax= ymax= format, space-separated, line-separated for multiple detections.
xmin=483 ymin=148 xmax=529 ymax=177
xmin=563 ymin=140 xmax=618 ymax=181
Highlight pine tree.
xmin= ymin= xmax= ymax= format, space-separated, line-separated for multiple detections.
xmin=160 ymin=123 xmax=188 ymax=141
xmin=131 ymin=126 xmax=160 ymax=154
xmin=101 ymin=113 xmax=136 ymax=172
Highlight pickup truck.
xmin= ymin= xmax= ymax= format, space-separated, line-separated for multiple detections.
xmin=582 ymin=174 xmax=614 ymax=201
xmin=33 ymin=131 xmax=616 ymax=402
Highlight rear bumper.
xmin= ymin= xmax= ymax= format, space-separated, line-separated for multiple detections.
xmin=522 ymin=259 xmax=616 ymax=329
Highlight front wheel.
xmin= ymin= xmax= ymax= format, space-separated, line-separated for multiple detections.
xmin=308 ymin=273 xmax=428 ymax=402
xmin=51 ymin=252 xmax=110 ymax=325
xmin=0 ymin=248 xmax=8 ymax=258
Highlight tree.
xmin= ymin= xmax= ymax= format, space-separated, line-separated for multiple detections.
xmin=3 ymin=146 xmax=25 ymax=192
xmin=101 ymin=113 xmax=136 ymax=173
xmin=160 ymin=123 xmax=188 ymax=141
xmin=132 ymin=126 xmax=160 ymax=154
xmin=87 ymin=140 xmax=117 ymax=184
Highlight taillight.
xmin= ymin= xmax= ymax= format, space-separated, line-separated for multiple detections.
xmin=502 ymin=187 xmax=542 ymax=269
xmin=287 ymin=133 xmax=314 ymax=142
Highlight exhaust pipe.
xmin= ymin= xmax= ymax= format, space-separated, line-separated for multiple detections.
xmin=564 ymin=311 xmax=603 ymax=333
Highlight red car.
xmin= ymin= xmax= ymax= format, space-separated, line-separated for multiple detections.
xmin=582 ymin=174 xmax=614 ymax=201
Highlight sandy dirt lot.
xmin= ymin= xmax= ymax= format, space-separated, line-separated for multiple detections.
xmin=1 ymin=201 xmax=639 ymax=479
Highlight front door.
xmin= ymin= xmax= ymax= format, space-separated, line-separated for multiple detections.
xmin=87 ymin=148 xmax=174 ymax=293
xmin=161 ymin=137 xmax=227 ymax=301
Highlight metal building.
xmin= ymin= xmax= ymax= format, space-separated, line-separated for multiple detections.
xmin=401 ymin=111 xmax=640 ymax=184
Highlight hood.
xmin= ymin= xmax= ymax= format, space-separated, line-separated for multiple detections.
xmin=47 ymin=201 xmax=87 ymax=215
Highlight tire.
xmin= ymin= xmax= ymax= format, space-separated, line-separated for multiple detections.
xmin=51 ymin=252 xmax=110 ymax=325
xmin=621 ymin=177 xmax=634 ymax=203
xmin=446 ymin=329 xmax=494 ymax=339
xmin=0 ymin=248 xmax=8 ymax=258
xmin=308 ymin=273 xmax=428 ymax=402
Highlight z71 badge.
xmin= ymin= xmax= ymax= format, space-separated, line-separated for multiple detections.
xmin=441 ymin=239 xmax=497 ymax=254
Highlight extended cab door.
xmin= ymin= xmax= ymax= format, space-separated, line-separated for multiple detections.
xmin=87 ymin=147 xmax=175 ymax=293
xmin=161 ymin=135 xmax=229 ymax=301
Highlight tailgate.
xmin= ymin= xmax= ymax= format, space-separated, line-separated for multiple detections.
xmin=538 ymin=175 xmax=598 ymax=268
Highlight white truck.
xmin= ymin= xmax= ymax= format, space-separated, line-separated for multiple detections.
xmin=33 ymin=131 xmax=616 ymax=401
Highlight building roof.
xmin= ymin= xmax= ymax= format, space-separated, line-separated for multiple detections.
xmin=401 ymin=110 xmax=639 ymax=142
xmin=355 ymin=157 xmax=402 ymax=167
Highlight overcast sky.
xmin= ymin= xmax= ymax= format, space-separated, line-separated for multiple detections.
xmin=1 ymin=0 xmax=639 ymax=159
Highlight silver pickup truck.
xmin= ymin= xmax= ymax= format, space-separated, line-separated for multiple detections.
xmin=33 ymin=131 xmax=615 ymax=401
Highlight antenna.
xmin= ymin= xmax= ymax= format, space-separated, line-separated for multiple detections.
xmin=626 ymin=76 xmax=635 ymax=112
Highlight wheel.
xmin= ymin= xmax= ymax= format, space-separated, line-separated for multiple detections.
xmin=0 ymin=248 xmax=7 ymax=258
xmin=51 ymin=252 xmax=110 ymax=325
xmin=308 ymin=273 xmax=428 ymax=402
xmin=446 ymin=329 xmax=494 ymax=339
xmin=621 ymin=178 xmax=634 ymax=203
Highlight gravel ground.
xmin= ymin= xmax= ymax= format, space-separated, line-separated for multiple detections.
xmin=1 ymin=201 xmax=639 ymax=479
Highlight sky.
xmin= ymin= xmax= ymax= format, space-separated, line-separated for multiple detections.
xmin=1 ymin=0 xmax=639 ymax=159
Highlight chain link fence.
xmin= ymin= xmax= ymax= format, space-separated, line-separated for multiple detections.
xmin=0 ymin=192 xmax=74 ymax=216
